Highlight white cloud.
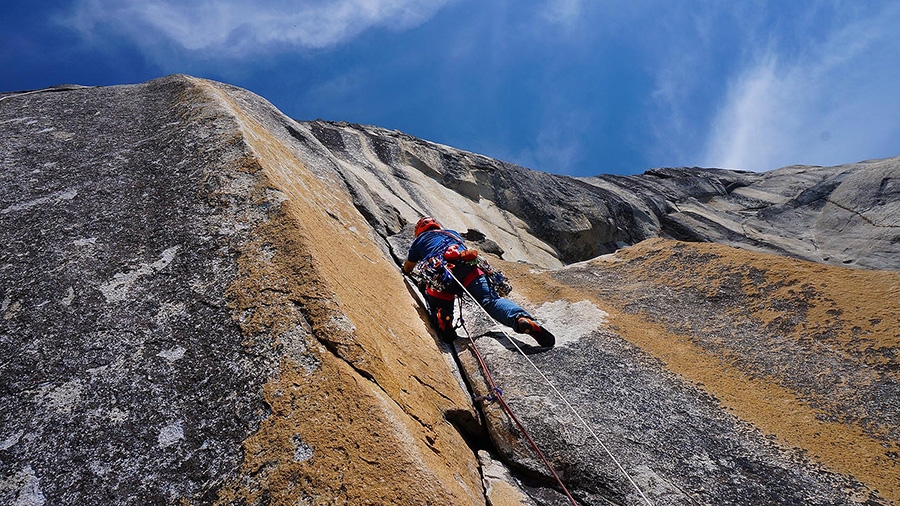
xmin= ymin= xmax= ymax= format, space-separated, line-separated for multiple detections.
xmin=702 ymin=56 xmax=787 ymax=171
xmin=644 ymin=3 xmax=771 ymax=168
xmin=63 ymin=0 xmax=453 ymax=57
xmin=540 ymin=0 xmax=583 ymax=27
xmin=513 ymin=108 xmax=589 ymax=174
xmin=701 ymin=4 xmax=900 ymax=171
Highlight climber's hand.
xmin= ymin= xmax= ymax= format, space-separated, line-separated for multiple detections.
xmin=444 ymin=245 xmax=478 ymax=262
xmin=443 ymin=244 xmax=462 ymax=261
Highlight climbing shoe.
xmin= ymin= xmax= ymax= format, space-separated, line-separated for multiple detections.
xmin=434 ymin=308 xmax=457 ymax=343
xmin=516 ymin=317 xmax=555 ymax=348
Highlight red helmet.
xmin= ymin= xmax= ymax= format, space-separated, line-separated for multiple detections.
xmin=414 ymin=216 xmax=441 ymax=237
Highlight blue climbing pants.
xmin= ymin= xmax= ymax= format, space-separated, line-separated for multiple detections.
xmin=428 ymin=271 xmax=531 ymax=330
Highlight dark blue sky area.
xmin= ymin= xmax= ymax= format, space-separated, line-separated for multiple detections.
xmin=2 ymin=1 xmax=898 ymax=176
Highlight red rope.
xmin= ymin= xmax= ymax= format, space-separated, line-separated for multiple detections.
xmin=457 ymin=303 xmax=579 ymax=506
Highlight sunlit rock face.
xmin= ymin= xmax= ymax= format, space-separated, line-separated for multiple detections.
xmin=0 ymin=76 xmax=482 ymax=506
xmin=298 ymin=119 xmax=900 ymax=270
xmin=1 ymin=75 xmax=897 ymax=505
xmin=455 ymin=241 xmax=899 ymax=505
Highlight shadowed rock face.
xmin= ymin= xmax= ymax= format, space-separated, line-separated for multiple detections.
xmin=1 ymin=75 xmax=898 ymax=505
xmin=299 ymin=120 xmax=900 ymax=270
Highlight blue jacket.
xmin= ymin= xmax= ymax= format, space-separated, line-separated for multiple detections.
xmin=407 ymin=229 xmax=466 ymax=264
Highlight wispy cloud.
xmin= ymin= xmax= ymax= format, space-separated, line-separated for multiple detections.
xmin=539 ymin=0 xmax=583 ymax=27
xmin=701 ymin=4 xmax=900 ymax=171
xmin=62 ymin=0 xmax=453 ymax=57
xmin=644 ymin=3 xmax=771 ymax=169
xmin=512 ymin=108 xmax=589 ymax=174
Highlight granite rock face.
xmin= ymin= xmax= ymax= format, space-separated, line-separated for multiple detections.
xmin=1 ymin=77 xmax=272 ymax=504
xmin=296 ymin=120 xmax=900 ymax=270
xmin=453 ymin=242 xmax=898 ymax=504
xmin=2 ymin=75 xmax=898 ymax=505
xmin=1 ymin=76 xmax=483 ymax=505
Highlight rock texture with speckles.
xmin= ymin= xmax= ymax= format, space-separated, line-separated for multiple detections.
xmin=2 ymin=75 xmax=898 ymax=505
xmin=1 ymin=76 xmax=483 ymax=505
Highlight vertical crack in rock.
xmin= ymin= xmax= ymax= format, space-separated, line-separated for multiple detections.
xmin=186 ymin=78 xmax=486 ymax=505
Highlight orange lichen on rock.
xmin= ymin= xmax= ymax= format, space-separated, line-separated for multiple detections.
xmin=496 ymin=239 xmax=900 ymax=503
xmin=187 ymin=79 xmax=483 ymax=504
xmin=617 ymin=238 xmax=900 ymax=360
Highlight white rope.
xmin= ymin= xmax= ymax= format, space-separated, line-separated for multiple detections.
xmin=448 ymin=268 xmax=654 ymax=506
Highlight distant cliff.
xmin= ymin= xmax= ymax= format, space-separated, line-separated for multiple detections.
xmin=299 ymin=119 xmax=900 ymax=271
xmin=1 ymin=75 xmax=897 ymax=505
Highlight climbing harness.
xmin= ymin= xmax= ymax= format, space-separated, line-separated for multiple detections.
xmin=412 ymin=253 xmax=511 ymax=298
xmin=447 ymin=268 xmax=654 ymax=506
xmin=411 ymin=256 xmax=454 ymax=293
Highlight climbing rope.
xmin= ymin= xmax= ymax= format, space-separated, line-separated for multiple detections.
xmin=447 ymin=268 xmax=654 ymax=506
xmin=454 ymin=297 xmax=579 ymax=506
xmin=401 ymin=267 xmax=577 ymax=502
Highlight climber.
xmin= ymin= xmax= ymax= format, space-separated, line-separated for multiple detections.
xmin=403 ymin=216 xmax=555 ymax=348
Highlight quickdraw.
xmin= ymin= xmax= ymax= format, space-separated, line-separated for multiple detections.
xmin=477 ymin=257 xmax=512 ymax=297
xmin=411 ymin=256 xmax=453 ymax=292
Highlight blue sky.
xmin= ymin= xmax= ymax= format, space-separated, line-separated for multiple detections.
xmin=2 ymin=1 xmax=898 ymax=176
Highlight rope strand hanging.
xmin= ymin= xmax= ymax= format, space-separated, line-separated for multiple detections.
xmin=446 ymin=267 xmax=654 ymax=506
xmin=454 ymin=295 xmax=580 ymax=505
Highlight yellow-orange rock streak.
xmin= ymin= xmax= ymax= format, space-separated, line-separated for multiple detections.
xmin=190 ymin=78 xmax=483 ymax=505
